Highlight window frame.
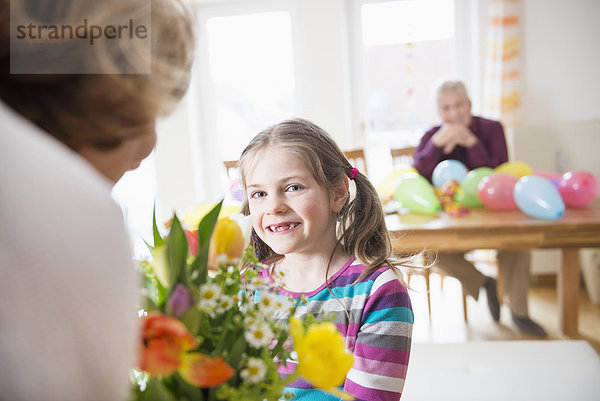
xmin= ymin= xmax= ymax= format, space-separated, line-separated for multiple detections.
xmin=347 ymin=0 xmax=481 ymax=149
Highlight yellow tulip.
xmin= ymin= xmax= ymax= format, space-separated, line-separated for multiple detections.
xmin=290 ymin=318 xmax=354 ymax=399
xmin=151 ymin=245 xmax=169 ymax=288
xmin=208 ymin=217 xmax=244 ymax=267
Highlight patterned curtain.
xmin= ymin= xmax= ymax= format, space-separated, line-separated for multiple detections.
xmin=483 ymin=0 xmax=522 ymax=127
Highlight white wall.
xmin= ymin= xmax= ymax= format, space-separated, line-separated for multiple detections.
xmin=520 ymin=0 xmax=600 ymax=124
xmin=293 ymin=0 xmax=353 ymax=149
xmin=512 ymin=0 xmax=600 ymax=275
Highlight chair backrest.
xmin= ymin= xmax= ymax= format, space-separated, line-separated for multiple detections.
xmin=223 ymin=160 xmax=239 ymax=180
xmin=390 ymin=146 xmax=415 ymax=168
xmin=229 ymin=151 xmax=371 ymax=178
xmin=344 ymin=149 xmax=368 ymax=176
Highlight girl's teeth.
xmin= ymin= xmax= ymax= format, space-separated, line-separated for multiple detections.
xmin=271 ymin=223 xmax=298 ymax=232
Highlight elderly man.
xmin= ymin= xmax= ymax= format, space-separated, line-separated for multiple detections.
xmin=412 ymin=81 xmax=546 ymax=337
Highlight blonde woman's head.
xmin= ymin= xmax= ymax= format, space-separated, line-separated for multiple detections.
xmin=1 ymin=0 xmax=195 ymax=181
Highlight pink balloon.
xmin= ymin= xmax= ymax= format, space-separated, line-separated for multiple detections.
xmin=533 ymin=171 xmax=562 ymax=190
xmin=558 ymin=170 xmax=599 ymax=208
xmin=477 ymin=173 xmax=519 ymax=211
xmin=533 ymin=171 xmax=561 ymax=180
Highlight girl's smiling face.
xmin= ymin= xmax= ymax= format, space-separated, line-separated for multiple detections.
xmin=245 ymin=145 xmax=346 ymax=258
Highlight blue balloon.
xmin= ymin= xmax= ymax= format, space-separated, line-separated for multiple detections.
xmin=432 ymin=159 xmax=468 ymax=188
xmin=513 ymin=176 xmax=565 ymax=220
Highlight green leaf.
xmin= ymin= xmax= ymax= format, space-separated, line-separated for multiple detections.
xmin=179 ymin=304 xmax=201 ymax=333
xmin=138 ymin=260 xmax=168 ymax=309
xmin=166 ymin=214 xmax=189 ymax=289
xmin=138 ymin=377 xmax=177 ymax=401
xmin=225 ymin=333 xmax=247 ymax=370
xmin=190 ymin=201 xmax=223 ymax=286
xmin=173 ymin=373 xmax=205 ymax=400
xmin=152 ymin=205 xmax=165 ymax=248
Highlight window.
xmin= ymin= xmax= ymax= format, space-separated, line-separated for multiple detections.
xmin=111 ymin=153 xmax=158 ymax=259
xmin=351 ymin=0 xmax=475 ymax=148
xmin=348 ymin=0 xmax=477 ymax=184
xmin=205 ymin=11 xmax=296 ymax=161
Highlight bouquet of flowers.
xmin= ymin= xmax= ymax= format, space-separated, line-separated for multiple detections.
xmin=130 ymin=201 xmax=353 ymax=401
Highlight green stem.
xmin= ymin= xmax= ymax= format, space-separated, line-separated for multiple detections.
xmin=215 ymin=310 xmax=233 ymax=354
xmin=282 ymin=372 xmax=300 ymax=386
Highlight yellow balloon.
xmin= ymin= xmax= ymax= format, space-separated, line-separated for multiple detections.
xmin=495 ymin=161 xmax=533 ymax=178
xmin=377 ymin=168 xmax=418 ymax=200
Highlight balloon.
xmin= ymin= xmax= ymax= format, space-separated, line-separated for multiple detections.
xmin=376 ymin=168 xmax=418 ymax=200
xmin=477 ymin=173 xmax=519 ymax=211
xmin=533 ymin=171 xmax=561 ymax=180
xmin=495 ymin=161 xmax=533 ymax=178
xmin=533 ymin=171 xmax=562 ymax=190
xmin=513 ymin=176 xmax=565 ymax=220
xmin=558 ymin=170 xmax=599 ymax=208
xmin=456 ymin=167 xmax=494 ymax=208
xmin=229 ymin=178 xmax=245 ymax=202
xmin=394 ymin=172 xmax=441 ymax=215
xmin=432 ymin=159 xmax=468 ymax=188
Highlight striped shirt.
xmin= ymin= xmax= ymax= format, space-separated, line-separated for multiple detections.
xmin=259 ymin=258 xmax=413 ymax=401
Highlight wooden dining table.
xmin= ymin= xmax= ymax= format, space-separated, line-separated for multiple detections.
xmin=385 ymin=198 xmax=600 ymax=336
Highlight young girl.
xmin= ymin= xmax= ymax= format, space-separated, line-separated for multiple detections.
xmin=239 ymin=118 xmax=413 ymax=401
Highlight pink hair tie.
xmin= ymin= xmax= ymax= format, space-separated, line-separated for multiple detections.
xmin=348 ymin=167 xmax=359 ymax=180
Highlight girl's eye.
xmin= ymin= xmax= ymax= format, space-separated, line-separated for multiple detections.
xmin=251 ymin=191 xmax=266 ymax=199
xmin=287 ymin=184 xmax=303 ymax=192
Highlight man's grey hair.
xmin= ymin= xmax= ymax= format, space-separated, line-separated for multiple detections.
xmin=437 ymin=80 xmax=470 ymax=103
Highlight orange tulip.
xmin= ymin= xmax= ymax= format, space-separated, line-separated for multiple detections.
xmin=139 ymin=312 xmax=197 ymax=376
xmin=139 ymin=313 xmax=235 ymax=388
xmin=179 ymin=353 xmax=235 ymax=387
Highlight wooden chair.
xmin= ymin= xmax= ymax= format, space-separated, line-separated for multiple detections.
xmin=389 ymin=146 xmax=470 ymax=322
xmin=343 ymin=149 xmax=368 ymax=176
xmin=223 ymin=160 xmax=239 ymax=180
xmin=390 ymin=146 xmax=415 ymax=167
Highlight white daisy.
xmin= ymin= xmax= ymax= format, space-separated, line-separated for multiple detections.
xmin=244 ymin=313 xmax=259 ymax=326
xmin=216 ymin=294 xmax=234 ymax=313
xmin=198 ymin=283 xmax=221 ymax=310
xmin=232 ymin=293 xmax=241 ymax=304
xmin=246 ymin=277 xmax=266 ymax=291
xmin=240 ymin=357 xmax=267 ymax=383
xmin=244 ymin=321 xmax=274 ymax=348
xmin=240 ymin=301 xmax=253 ymax=315
xmin=274 ymin=296 xmax=294 ymax=314
xmin=257 ymin=291 xmax=279 ymax=315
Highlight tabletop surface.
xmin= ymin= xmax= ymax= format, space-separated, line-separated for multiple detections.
xmin=385 ymin=199 xmax=600 ymax=252
xmin=402 ymin=340 xmax=600 ymax=401
xmin=385 ymin=198 xmax=600 ymax=232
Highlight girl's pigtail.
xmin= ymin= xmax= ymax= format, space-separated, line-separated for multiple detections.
xmin=339 ymin=168 xmax=394 ymax=281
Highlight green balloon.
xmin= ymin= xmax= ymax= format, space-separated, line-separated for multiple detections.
xmin=394 ymin=173 xmax=441 ymax=215
xmin=456 ymin=167 xmax=494 ymax=208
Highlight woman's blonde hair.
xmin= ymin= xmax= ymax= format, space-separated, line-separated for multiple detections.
xmin=239 ymin=118 xmax=404 ymax=282
xmin=0 ymin=0 xmax=195 ymax=150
